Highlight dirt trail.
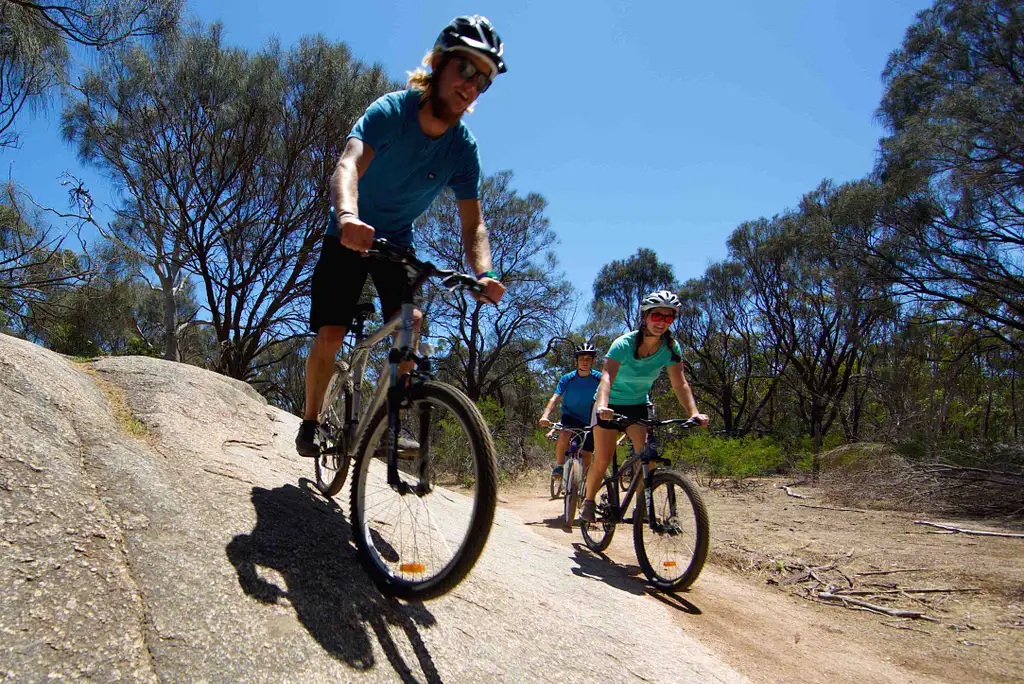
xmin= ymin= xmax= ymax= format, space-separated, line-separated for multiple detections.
xmin=501 ymin=474 xmax=1024 ymax=684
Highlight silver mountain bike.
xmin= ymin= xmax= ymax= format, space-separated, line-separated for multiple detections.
xmin=314 ymin=238 xmax=498 ymax=601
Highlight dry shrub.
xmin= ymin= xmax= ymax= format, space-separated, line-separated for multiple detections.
xmin=816 ymin=443 xmax=1024 ymax=518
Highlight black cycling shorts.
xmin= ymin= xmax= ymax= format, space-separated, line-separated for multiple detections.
xmin=559 ymin=413 xmax=595 ymax=452
xmin=309 ymin=236 xmax=423 ymax=333
xmin=593 ymin=402 xmax=651 ymax=431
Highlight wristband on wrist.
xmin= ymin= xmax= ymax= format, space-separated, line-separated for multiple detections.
xmin=336 ymin=208 xmax=356 ymax=219
xmin=476 ymin=270 xmax=497 ymax=280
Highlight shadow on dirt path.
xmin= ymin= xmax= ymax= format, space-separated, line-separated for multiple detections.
xmin=226 ymin=481 xmax=441 ymax=683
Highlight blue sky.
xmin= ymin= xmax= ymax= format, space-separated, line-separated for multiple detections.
xmin=4 ymin=0 xmax=931 ymax=302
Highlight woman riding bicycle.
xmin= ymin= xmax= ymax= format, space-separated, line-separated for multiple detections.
xmin=579 ymin=290 xmax=709 ymax=523
xmin=539 ymin=342 xmax=599 ymax=481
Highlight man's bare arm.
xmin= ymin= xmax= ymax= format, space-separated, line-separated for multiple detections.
xmin=330 ymin=138 xmax=376 ymax=252
xmin=457 ymin=198 xmax=493 ymax=274
xmin=457 ymin=198 xmax=505 ymax=304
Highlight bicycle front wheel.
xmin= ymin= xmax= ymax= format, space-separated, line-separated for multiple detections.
xmin=350 ymin=380 xmax=497 ymax=601
xmin=563 ymin=459 xmax=580 ymax=527
xmin=633 ymin=471 xmax=709 ymax=591
xmin=315 ymin=362 xmax=353 ymax=498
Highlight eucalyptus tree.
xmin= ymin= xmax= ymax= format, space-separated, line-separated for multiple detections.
xmin=63 ymin=23 xmax=391 ymax=376
xmin=417 ymin=170 xmax=573 ymax=402
xmin=0 ymin=181 xmax=90 ymax=332
xmin=0 ymin=0 xmax=180 ymax=149
xmin=729 ymin=181 xmax=892 ymax=470
xmin=593 ymin=248 xmax=677 ymax=331
xmin=867 ymin=0 xmax=1024 ymax=352
xmin=676 ymin=260 xmax=784 ymax=436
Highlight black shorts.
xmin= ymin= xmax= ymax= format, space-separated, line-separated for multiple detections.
xmin=594 ymin=402 xmax=652 ymax=431
xmin=309 ymin=236 xmax=423 ymax=333
xmin=560 ymin=413 xmax=595 ymax=452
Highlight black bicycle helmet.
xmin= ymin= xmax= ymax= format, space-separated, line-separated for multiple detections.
xmin=435 ymin=15 xmax=507 ymax=76
xmin=574 ymin=342 xmax=597 ymax=357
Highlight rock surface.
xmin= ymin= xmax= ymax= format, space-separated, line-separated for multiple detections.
xmin=0 ymin=334 xmax=745 ymax=682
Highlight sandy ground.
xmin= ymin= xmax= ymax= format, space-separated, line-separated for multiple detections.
xmin=500 ymin=473 xmax=1024 ymax=684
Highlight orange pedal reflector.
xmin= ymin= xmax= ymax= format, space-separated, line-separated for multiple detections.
xmin=400 ymin=563 xmax=426 ymax=574
xmin=663 ymin=561 xmax=677 ymax=568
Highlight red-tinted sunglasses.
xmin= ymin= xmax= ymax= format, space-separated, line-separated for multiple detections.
xmin=648 ymin=312 xmax=676 ymax=324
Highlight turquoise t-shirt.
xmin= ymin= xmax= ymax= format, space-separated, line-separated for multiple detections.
xmin=327 ymin=89 xmax=482 ymax=247
xmin=605 ymin=331 xmax=683 ymax=405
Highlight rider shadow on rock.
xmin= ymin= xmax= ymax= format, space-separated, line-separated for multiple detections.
xmin=570 ymin=543 xmax=648 ymax=596
xmin=226 ymin=481 xmax=442 ymax=683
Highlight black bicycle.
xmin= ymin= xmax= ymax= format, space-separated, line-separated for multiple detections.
xmin=314 ymin=238 xmax=498 ymax=601
xmin=580 ymin=415 xmax=709 ymax=591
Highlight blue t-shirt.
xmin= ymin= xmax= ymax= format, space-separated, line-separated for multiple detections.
xmin=555 ymin=370 xmax=601 ymax=423
xmin=605 ymin=332 xmax=683 ymax=405
xmin=326 ymin=90 xmax=482 ymax=247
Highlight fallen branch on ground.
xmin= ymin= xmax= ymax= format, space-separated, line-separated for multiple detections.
xmin=854 ymin=568 xmax=928 ymax=577
xmin=882 ymin=621 xmax=933 ymax=635
xmin=834 ymin=587 xmax=981 ymax=596
xmin=818 ymin=592 xmax=938 ymax=620
xmin=914 ymin=521 xmax=1024 ymax=538
xmin=774 ymin=484 xmax=809 ymax=499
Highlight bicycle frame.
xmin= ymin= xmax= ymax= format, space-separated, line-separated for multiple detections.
xmin=338 ymin=300 xmax=424 ymax=492
xmin=599 ymin=430 xmax=674 ymax=527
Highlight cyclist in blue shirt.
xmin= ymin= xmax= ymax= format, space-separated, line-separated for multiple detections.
xmin=539 ymin=343 xmax=600 ymax=480
xmin=297 ymin=16 xmax=508 ymax=456
xmin=580 ymin=291 xmax=709 ymax=522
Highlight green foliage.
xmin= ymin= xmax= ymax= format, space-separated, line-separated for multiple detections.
xmin=665 ymin=432 xmax=784 ymax=479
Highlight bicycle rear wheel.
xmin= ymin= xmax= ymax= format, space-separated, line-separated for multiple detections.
xmin=633 ymin=471 xmax=709 ymax=591
xmin=350 ymin=380 xmax=497 ymax=601
xmin=315 ymin=362 xmax=352 ymax=498
xmin=580 ymin=479 xmax=616 ymax=552
xmin=563 ymin=459 xmax=579 ymax=527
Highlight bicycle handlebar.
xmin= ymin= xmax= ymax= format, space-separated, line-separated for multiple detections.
xmin=367 ymin=238 xmax=486 ymax=295
xmin=546 ymin=422 xmax=591 ymax=435
xmin=605 ymin=414 xmax=702 ymax=430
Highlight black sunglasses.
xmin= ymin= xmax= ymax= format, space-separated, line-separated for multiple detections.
xmin=452 ymin=55 xmax=493 ymax=94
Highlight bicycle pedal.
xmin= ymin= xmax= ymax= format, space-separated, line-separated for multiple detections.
xmin=399 ymin=562 xmax=426 ymax=574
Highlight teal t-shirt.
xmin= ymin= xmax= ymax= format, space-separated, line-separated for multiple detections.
xmin=326 ymin=90 xmax=482 ymax=247
xmin=605 ymin=331 xmax=683 ymax=405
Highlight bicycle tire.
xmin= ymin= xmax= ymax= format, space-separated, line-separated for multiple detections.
xmin=350 ymin=380 xmax=497 ymax=601
xmin=550 ymin=470 xmax=563 ymax=499
xmin=563 ymin=459 xmax=579 ymax=527
xmin=315 ymin=362 xmax=353 ymax=498
xmin=580 ymin=478 xmax=616 ymax=552
xmin=633 ymin=470 xmax=709 ymax=591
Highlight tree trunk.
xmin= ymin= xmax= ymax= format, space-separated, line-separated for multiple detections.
xmin=160 ymin=275 xmax=180 ymax=362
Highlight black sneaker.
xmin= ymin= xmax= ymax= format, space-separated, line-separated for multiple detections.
xmin=580 ymin=499 xmax=597 ymax=523
xmin=295 ymin=419 xmax=319 ymax=458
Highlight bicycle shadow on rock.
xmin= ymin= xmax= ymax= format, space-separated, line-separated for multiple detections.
xmin=226 ymin=481 xmax=442 ymax=683
xmin=569 ymin=542 xmax=648 ymax=596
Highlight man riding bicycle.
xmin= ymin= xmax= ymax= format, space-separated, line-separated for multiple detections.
xmin=580 ymin=291 xmax=709 ymax=522
xmin=296 ymin=15 xmax=508 ymax=456
xmin=539 ymin=343 xmax=600 ymax=481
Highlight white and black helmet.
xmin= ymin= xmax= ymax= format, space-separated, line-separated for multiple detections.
xmin=435 ymin=15 xmax=507 ymax=77
xmin=574 ymin=342 xmax=597 ymax=357
xmin=640 ymin=290 xmax=681 ymax=315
